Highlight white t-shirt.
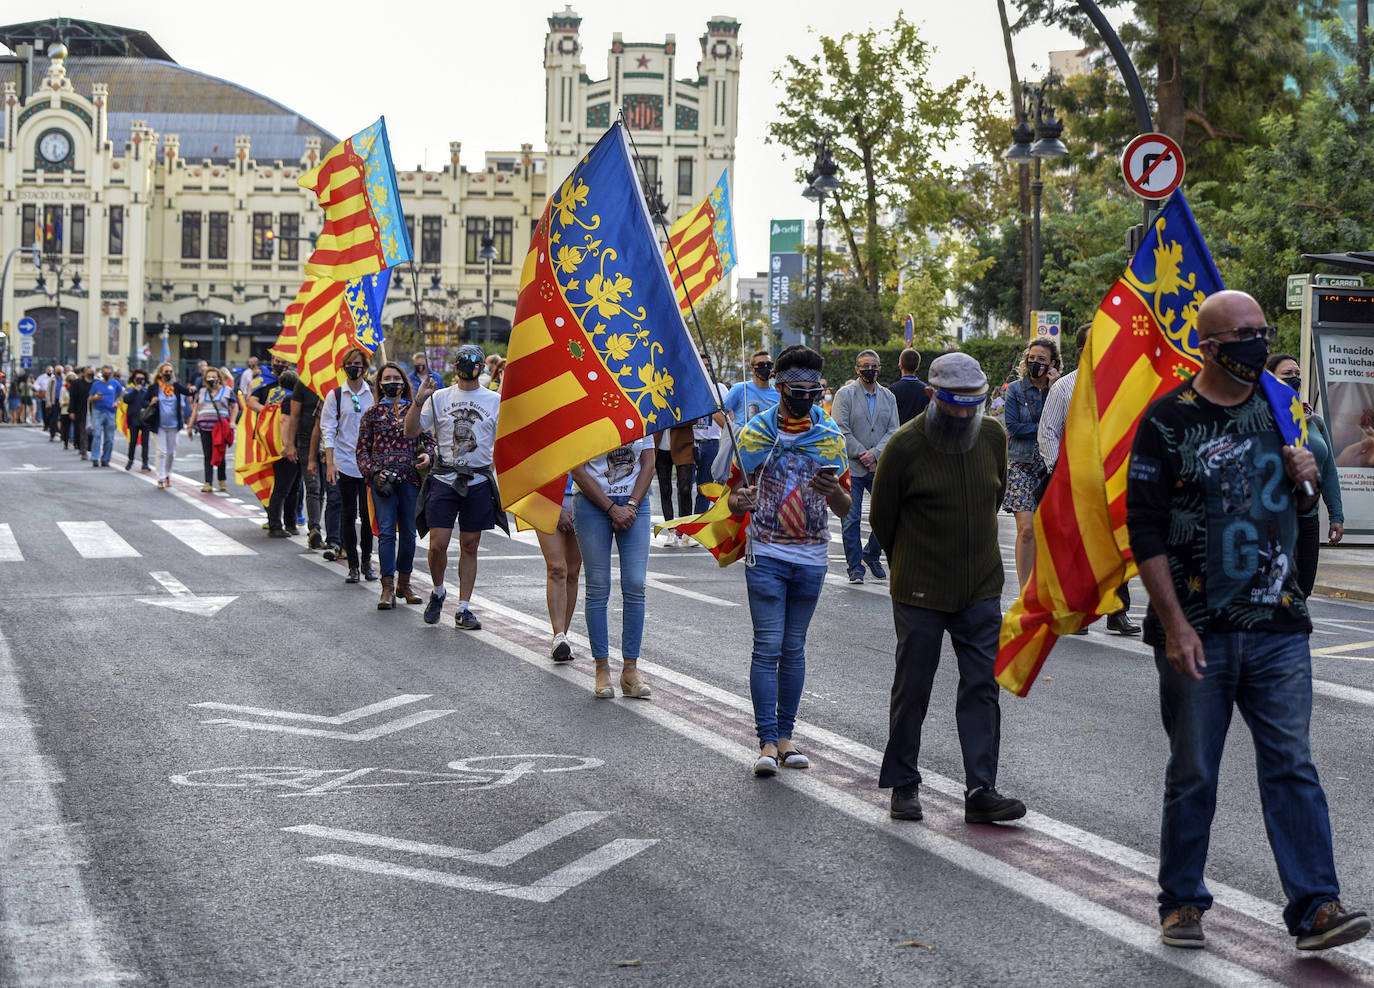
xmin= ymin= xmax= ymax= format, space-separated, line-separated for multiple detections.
xmin=419 ymin=384 xmax=501 ymax=486
xmin=580 ymin=437 xmax=651 ymax=498
xmin=694 ymin=381 xmax=730 ymax=441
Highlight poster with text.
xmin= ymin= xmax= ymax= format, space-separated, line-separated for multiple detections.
xmin=1314 ymin=328 xmax=1374 ymax=538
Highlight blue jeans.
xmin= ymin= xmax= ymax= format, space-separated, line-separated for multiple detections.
xmin=91 ymin=408 xmax=116 ymax=463
xmin=1155 ymin=632 xmax=1339 ymax=934
xmin=694 ymin=438 xmax=720 ymax=512
xmin=841 ymin=471 xmax=881 ymax=576
xmin=574 ymin=493 xmax=649 ymax=660
xmin=745 ymin=554 xmax=826 ymax=747
xmin=373 ymin=480 xmax=419 ymax=576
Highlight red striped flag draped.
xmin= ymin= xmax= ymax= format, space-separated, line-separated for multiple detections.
xmin=665 ymin=170 xmax=736 ymax=311
xmin=233 ymin=401 xmax=284 ymax=507
xmin=995 ymin=191 xmax=1221 ymax=696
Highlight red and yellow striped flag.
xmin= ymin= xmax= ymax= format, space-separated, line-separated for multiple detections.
xmin=298 ymin=117 xmax=412 ymax=283
xmin=665 ymin=170 xmax=736 ymax=311
xmin=233 ymin=401 xmax=284 ymax=507
xmin=655 ymin=483 xmax=750 ymax=567
xmin=995 ymin=192 xmax=1221 ymax=696
xmin=115 ymin=400 xmax=129 ymax=440
xmin=269 ymin=294 xmax=305 ymax=367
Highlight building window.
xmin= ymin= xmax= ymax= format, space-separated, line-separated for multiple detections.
xmin=465 ymin=217 xmax=486 ymax=264
xmin=181 ymin=211 xmax=201 ymax=258
xmin=252 ymin=212 xmax=274 ymax=260
xmin=43 ymin=205 xmax=63 ymax=255
xmin=278 ymin=212 xmax=299 ymax=261
xmin=493 ymin=217 xmax=513 ymax=265
xmin=637 ymin=155 xmax=659 ymax=194
xmin=21 ymin=204 xmax=36 ymax=249
xmin=677 ymin=158 xmax=694 ymax=198
xmin=108 ymin=205 xmax=124 ymax=255
xmin=208 ymin=211 xmax=229 ymax=260
xmin=69 ymin=205 xmax=85 ymax=255
xmin=421 ymin=216 xmax=442 ymax=265
xmin=404 ymin=214 xmax=415 ymax=253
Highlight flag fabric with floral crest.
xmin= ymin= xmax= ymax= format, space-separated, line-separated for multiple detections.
xmin=495 ymin=123 xmax=718 ymax=533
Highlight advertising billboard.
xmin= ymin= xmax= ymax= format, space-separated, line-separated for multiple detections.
xmin=768 ymin=219 xmax=804 ymax=349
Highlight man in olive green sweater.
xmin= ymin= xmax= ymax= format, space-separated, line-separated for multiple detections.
xmin=870 ymin=352 xmax=1027 ymax=825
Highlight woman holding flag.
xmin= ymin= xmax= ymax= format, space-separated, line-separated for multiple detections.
xmin=724 ymin=345 xmax=850 ymax=777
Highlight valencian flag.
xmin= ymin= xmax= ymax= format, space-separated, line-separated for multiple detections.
xmin=233 ymin=381 xmax=290 ymax=507
xmin=269 ymin=294 xmax=305 ymax=367
xmin=495 ymin=123 xmax=719 ymax=533
xmin=280 ymin=271 xmax=389 ymax=400
xmin=655 ymin=483 xmax=750 ymax=566
xmin=665 ymin=169 xmax=737 ymax=311
xmin=995 ymin=192 xmax=1202 ymax=694
xmin=299 ymin=117 xmax=411 ymax=282
xmin=115 ymin=400 xmax=130 ymax=440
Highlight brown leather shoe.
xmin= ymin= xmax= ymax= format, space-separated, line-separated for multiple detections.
xmin=619 ymin=660 xmax=652 ymax=699
xmin=377 ymin=575 xmax=395 ymax=610
xmin=395 ymin=574 xmax=422 ymax=604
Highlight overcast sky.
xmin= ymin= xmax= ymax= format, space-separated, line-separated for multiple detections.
xmin=32 ymin=2 xmax=1081 ymax=274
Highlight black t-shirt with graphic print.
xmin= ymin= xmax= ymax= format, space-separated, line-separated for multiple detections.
xmin=1126 ymin=382 xmax=1311 ymax=646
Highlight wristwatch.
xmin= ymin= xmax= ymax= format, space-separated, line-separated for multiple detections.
xmin=626 ymin=497 xmax=640 ymax=511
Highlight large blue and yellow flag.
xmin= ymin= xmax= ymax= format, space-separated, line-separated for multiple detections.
xmin=299 ymin=117 xmax=412 ymax=282
xmin=280 ymin=271 xmax=390 ymax=400
xmin=665 ymin=169 xmax=737 ymax=311
xmin=494 ymin=123 xmax=719 ymax=532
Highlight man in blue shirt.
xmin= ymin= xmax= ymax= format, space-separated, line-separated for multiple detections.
xmin=722 ymin=350 xmax=779 ymax=428
xmin=409 ymin=351 xmax=444 ymax=394
xmin=87 ymin=365 xmax=123 ymax=467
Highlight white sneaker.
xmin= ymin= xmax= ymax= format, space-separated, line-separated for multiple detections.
xmin=653 ymin=530 xmax=674 ymax=548
xmin=551 ymin=633 xmax=573 ymax=663
xmin=674 ymin=532 xmax=695 ymax=549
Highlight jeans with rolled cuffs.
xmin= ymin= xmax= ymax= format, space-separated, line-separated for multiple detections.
xmin=373 ymin=480 xmax=419 ymax=577
xmin=745 ymin=553 xmax=826 ymax=748
xmin=573 ymin=493 xmax=649 ymax=660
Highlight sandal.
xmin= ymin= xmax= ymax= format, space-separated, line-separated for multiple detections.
xmin=778 ymin=749 xmax=810 ymax=770
xmin=753 ymin=753 xmax=778 ymax=777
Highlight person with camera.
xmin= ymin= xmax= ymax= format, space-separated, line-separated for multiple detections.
xmin=357 ymin=362 xmax=435 ymax=610
xmin=1003 ymin=337 xmax=1060 ymax=590
xmin=406 ymin=345 xmax=506 ymax=630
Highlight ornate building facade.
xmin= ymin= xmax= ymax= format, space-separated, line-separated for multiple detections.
xmin=0 ymin=11 xmax=738 ymax=374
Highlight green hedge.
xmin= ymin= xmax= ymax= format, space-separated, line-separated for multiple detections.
xmin=809 ymin=338 xmax=1082 ymax=392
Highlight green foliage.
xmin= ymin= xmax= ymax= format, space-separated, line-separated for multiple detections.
xmin=685 ymin=288 xmax=769 ymax=383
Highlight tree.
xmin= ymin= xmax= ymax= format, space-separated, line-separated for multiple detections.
xmin=683 ymin=287 xmax=767 ymax=386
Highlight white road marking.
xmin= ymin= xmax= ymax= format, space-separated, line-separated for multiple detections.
xmin=463 ymin=811 xmax=608 ymax=867
xmin=154 ymin=519 xmax=256 ymax=556
xmin=191 ymin=693 xmax=437 ymax=725
xmin=136 ymin=571 xmax=238 ymax=617
xmin=131 ymin=471 xmax=231 ymax=519
xmin=0 ymin=626 xmax=132 ymax=985
xmin=57 ymin=521 xmax=140 ymax=558
xmin=195 ymin=708 xmax=458 ymax=742
xmin=285 ymin=824 xmax=478 ymax=859
xmin=0 ymin=524 xmax=22 ymax=562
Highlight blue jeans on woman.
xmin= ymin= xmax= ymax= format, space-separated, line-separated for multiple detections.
xmin=372 ymin=480 xmax=419 ymax=577
xmin=745 ymin=553 xmax=826 ymax=747
xmin=1155 ymin=631 xmax=1340 ymax=935
xmin=694 ymin=438 xmax=720 ymax=512
xmin=574 ymin=493 xmax=649 ymax=660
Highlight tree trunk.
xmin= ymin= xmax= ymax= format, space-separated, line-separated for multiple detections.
xmin=996 ymin=0 xmax=1032 ymax=335
xmin=1360 ymin=0 xmax=1370 ymax=115
xmin=1155 ymin=38 xmax=1186 ymax=141
xmin=862 ymin=143 xmax=880 ymax=296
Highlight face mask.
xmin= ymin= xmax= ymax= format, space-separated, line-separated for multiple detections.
xmin=782 ymin=390 xmax=815 ymax=418
xmin=1212 ymin=338 xmax=1268 ymax=385
xmin=101 ymin=371 xmax=111 ymax=380
xmin=858 ymin=368 xmax=879 ymax=384
xmin=415 ymin=365 xmax=427 ymax=374
xmin=1282 ymin=376 xmax=1301 ymax=393
xmin=457 ymin=362 xmax=482 ymax=381
xmin=162 ymin=372 xmax=172 ymax=380
xmin=1028 ymin=362 xmax=1049 ymax=379
xmin=271 ymin=364 xmax=286 ymax=376
xmin=344 ymin=365 xmax=364 ymax=380
xmin=205 ymin=381 xmax=217 ymax=389
xmin=381 ymin=381 xmax=403 ymax=398
xmin=754 ymin=363 xmax=773 ymax=381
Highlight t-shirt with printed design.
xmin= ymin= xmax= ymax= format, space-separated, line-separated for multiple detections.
xmin=580 ymin=437 xmax=651 ymax=498
xmin=419 ymin=384 xmax=501 ymax=487
xmin=1126 ymin=382 xmax=1311 ymax=646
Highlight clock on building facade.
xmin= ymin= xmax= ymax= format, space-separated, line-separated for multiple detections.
xmin=35 ymin=128 xmax=74 ymax=171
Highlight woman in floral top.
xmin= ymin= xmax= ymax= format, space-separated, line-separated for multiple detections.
xmin=357 ymin=362 xmax=436 ymax=610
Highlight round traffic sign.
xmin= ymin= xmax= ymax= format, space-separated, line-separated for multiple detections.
xmin=1121 ymin=132 xmax=1185 ymax=201
xmin=17 ymin=317 xmax=36 ymax=336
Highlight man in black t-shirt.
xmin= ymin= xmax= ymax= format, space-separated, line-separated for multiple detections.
xmin=283 ymin=377 xmax=325 ymax=548
xmin=1126 ymin=289 xmax=1367 ymax=953
xmin=889 ymin=347 xmax=929 ymax=425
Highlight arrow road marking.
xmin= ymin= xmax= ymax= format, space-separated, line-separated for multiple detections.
xmin=136 ymin=571 xmax=238 ymax=617
xmin=287 ymin=813 xmax=658 ymax=903
xmin=197 ymin=708 xmax=458 ymax=742
xmin=192 ymin=693 xmax=436 ymax=725
xmin=15 ymin=463 xmax=50 ymax=472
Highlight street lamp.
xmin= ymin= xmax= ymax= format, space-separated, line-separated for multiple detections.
xmin=479 ymin=221 xmax=497 ymax=344
xmin=34 ymin=247 xmax=82 ymax=367
xmin=128 ymin=316 xmax=140 ymax=372
xmin=1004 ymin=74 xmax=1068 ymax=326
xmin=211 ymin=316 xmax=224 ymax=368
xmin=801 ymin=135 xmax=840 ymax=352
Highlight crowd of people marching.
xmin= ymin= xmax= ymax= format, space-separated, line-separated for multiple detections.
xmin=7 ymin=293 xmax=1370 ymax=951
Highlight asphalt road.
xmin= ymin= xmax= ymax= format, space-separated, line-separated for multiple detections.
xmin=2 ymin=423 xmax=1373 ymax=987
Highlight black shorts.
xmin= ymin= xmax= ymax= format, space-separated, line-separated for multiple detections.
xmin=425 ymin=477 xmax=498 ymax=533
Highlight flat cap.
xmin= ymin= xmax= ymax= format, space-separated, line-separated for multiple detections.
xmin=928 ymin=352 xmax=988 ymax=396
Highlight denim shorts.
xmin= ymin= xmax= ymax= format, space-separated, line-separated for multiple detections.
xmin=425 ymin=478 xmax=497 ymax=532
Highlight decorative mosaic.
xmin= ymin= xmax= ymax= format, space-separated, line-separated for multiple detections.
xmin=675 ymin=105 xmax=699 ymax=131
xmin=623 ymin=94 xmax=663 ymax=131
xmin=60 ymin=100 xmax=93 ymax=130
xmin=586 ymin=103 xmax=611 ymax=129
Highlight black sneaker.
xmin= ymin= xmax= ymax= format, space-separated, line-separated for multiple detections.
xmin=307 ymin=530 xmax=324 ymax=550
xmin=890 ymin=783 xmax=923 ymax=820
xmin=964 ymin=786 xmax=1026 ymax=824
xmin=422 ymin=591 xmax=444 ymax=625
xmin=1106 ymin=612 xmax=1142 ymax=636
xmin=864 ymin=556 xmax=887 ymax=580
xmin=322 ymin=543 xmax=339 ymax=562
xmin=345 ymin=567 xmax=360 ymax=584
xmin=361 ymin=560 xmax=378 ymax=582
xmin=1160 ymin=906 xmax=1205 ymax=949
xmin=455 ymin=608 xmax=481 ymax=631
xmin=1296 ymin=901 xmax=1371 ymax=951
xmin=848 ymin=571 xmax=865 ymax=585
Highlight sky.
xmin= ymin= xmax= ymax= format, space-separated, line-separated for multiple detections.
xmin=27 ymin=1 xmax=1082 ymax=275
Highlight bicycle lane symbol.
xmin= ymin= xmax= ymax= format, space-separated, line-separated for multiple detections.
xmin=169 ymin=754 xmax=604 ymax=797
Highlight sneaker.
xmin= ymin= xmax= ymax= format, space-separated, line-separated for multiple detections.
xmin=1160 ymin=906 xmax=1205 ymax=949
xmin=848 ymin=571 xmax=865 ymax=585
xmin=551 ymin=633 xmax=573 ymax=663
xmin=778 ymin=748 xmax=810 ymax=770
xmin=1106 ymin=612 xmax=1142 ymax=636
xmin=322 ymin=543 xmax=339 ymax=562
xmin=422 ymin=591 xmax=444 ymax=625
xmin=964 ymin=786 xmax=1027 ymax=824
xmin=284 ymin=527 xmax=300 ymax=537
xmin=1296 ymin=901 xmax=1371 ymax=951
xmin=267 ymin=529 xmax=289 ymax=539
xmin=125 ymin=461 xmax=133 ymax=471
xmin=455 ymin=608 xmax=482 ymax=631
xmin=307 ymin=530 xmax=324 ymax=550
xmin=864 ymin=556 xmax=887 ymax=580
xmin=890 ymin=783 xmax=923 ymax=820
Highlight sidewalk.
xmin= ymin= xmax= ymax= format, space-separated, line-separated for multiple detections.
xmin=1314 ymin=547 xmax=1374 ymax=602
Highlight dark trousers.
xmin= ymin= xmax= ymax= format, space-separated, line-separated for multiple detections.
xmin=1294 ymin=513 xmax=1320 ymax=598
xmin=61 ymin=413 xmax=73 ymax=446
xmin=324 ymin=469 xmax=342 ymax=546
xmin=198 ymin=428 xmax=227 ymax=483
xmin=655 ymin=448 xmax=693 ymax=520
xmin=879 ymin=597 xmax=1003 ymax=793
xmin=73 ymin=412 xmax=89 ymax=455
xmin=127 ymin=426 xmax=151 ymax=468
xmin=297 ymin=440 xmax=324 ymax=534
xmin=45 ymin=402 xmax=60 ymax=436
xmin=268 ymin=457 xmax=301 ymax=531
xmin=337 ymin=473 xmax=373 ymax=567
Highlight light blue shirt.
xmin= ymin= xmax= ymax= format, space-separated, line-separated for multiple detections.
xmin=723 ymin=380 xmax=779 ymax=427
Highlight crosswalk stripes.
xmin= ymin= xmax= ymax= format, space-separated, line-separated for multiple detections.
xmin=0 ymin=524 xmax=21 ymax=562
xmin=57 ymin=521 xmax=141 ymax=559
xmin=153 ymin=519 xmax=257 ymax=557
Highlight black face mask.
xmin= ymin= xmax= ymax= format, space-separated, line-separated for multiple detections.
xmin=415 ymin=365 xmax=427 ymax=375
xmin=344 ymin=365 xmax=364 ymax=381
xmin=1212 ymin=338 xmax=1268 ymax=385
xmin=1028 ymin=362 xmax=1050 ymax=380
xmin=381 ymin=381 xmax=404 ymax=398
xmin=782 ymin=391 xmax=815 ymax=418
xmin=1282 ymin=376 xmax=1301 ymax=393
xmin=754 ymin=363 xmax=773 ymax=381
xmin=858 ymin=368 xmax=879 ymax=384
xmin=456 ymin=362 xmax=482 ymax=381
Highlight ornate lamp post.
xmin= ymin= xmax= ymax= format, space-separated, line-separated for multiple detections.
xmin=479 ymin=221 xmax=497 ymax=343
xmin=801 ymin=135 xmax=840 ymax=351
xmin=1004 ymin=74 xmax=1068 ymax=328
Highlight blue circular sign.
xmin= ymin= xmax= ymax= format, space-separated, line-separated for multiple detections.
xmin=17 ymin=317 xmax=36 ymax=336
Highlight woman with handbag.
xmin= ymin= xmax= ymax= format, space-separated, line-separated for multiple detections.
xmin=147 ymin=363 xmax=196 ymax=488
xmin=190 ymin=368 xmax=237 ymax=492
xmin=356 ymin=362 xmax=435 ymax=609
